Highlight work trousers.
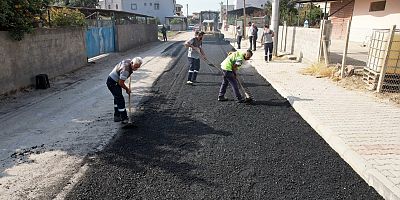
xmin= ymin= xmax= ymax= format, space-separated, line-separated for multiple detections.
xmin=106 ymin=77 xmax=128 ymax=119
xmin=248 ymin=36 xmax=254 ymax=50
xmin=237 ymin=35 xmax=242 ymax=49
xmin=187 ymin=57 xmax=201 ymax=81
xmin=219 ymin=70 xmax=242 ymax=100
xmin=264 ymin=42 xmax=273 ymax=61
xmin=252 ymin=36 xmax=257 ymax=51
xmin=162 ymin=33 xmax=167 ymax=41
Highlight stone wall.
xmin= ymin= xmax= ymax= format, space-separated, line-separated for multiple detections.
xmin=0 ymin=28 xmax=87 ymax=95
xmin=278 ymin=26 xmax=322 ymax=63
xmin=115 ymin=24 xmax=158 ymax=52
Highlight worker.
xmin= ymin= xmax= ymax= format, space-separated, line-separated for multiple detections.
xmin=106 ymin=57 xmax=143 ymax=124
xmin=161 ymin=25 xmax=167 ymax=41
xmin=218 ymin=50 xmax=253 ymax=103
xmin=184 ymin=31 xmax=206 ymax=84
xmin=260 ymin=24 xmax=274 ymax=62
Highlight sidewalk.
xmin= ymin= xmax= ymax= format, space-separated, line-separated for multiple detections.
xmin=223 ymin=31 xmax=400 ymax=200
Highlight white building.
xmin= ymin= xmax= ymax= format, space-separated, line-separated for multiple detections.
xmin=234 ymin=0 xmax=269 ymax=9
xmin=98 ymin=0 xmax=176 ymax=24
xmin=175 ymin=4 xmax=183 ymax=16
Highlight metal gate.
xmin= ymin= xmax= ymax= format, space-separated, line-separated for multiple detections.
xmin=85 ymin=22 xmax=115 ymax=58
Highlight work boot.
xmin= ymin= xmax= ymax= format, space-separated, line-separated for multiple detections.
xmin=114 ymin=115 xmax=122 ymax=122
xmin=121 ymin=118 xmax=129 ymax=124
xmin=236 ymin=98 xmax=245 ymax=103
xmin=218 ymin=96 xmax=228 ymax=101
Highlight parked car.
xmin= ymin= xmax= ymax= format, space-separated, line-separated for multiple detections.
xmin=193 ymin=24 xmax=200 ymax=31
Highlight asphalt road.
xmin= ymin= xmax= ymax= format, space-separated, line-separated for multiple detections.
xmin=65 ymin=41 xmax=382 ymax=199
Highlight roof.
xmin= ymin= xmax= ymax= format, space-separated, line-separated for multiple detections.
xmin=227 ymin=6 xmax=264 ymax=16
xmin=295 ymin=0 xmax=337 ymax=3
xmin=165 ymin=16 xmax=187 ymax=19
xmin=203 ymin=20 xmax=215 ymax=23
xmin=50 ymin=6 xmax=155 ymax=18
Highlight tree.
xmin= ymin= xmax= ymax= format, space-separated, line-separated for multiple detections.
xmin=299 ymin=3 xmax=323 ymax=26
xmin=263 ymin=0 xmax=298 ymax=26
xmin=0 ymin=0 xmax=50 ymax=40
xmin=53 ymin=0 xmax=97 ymax=8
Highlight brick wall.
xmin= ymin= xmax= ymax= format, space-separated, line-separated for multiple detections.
xmin=330 ymin=0 xmax=354 ymax=40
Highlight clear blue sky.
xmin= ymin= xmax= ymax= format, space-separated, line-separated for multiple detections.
xmin=177 ymin=0 xmax=226 ymax=15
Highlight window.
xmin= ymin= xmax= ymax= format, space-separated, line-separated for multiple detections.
xmin=144 ymin=3 xmax=147 ymax=6
xmin=369 ymin=1 xmax=386 ymax=12
xmin=131 ymin=3 xmax=137 ymax=10
xmin=108 ymin=5 xmax=111 ymax=9
xmin=116 ymin=4 xmax=118 ymax=9
xmin=154 ymin=3 xmax=160 ymax=10
xmin=150 ymin=3 xmax=152 ymax=6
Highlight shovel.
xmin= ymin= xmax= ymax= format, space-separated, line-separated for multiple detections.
xmin=122 ymin=76 xmax=137 ymax=129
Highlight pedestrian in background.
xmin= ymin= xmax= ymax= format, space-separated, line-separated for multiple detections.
xmin=161 ymin=25 xmax=167 ymax=41
xmin=106 ymin=57 xmax=143 ymax=124
xmin=218 ymin=50 xmax=253 ymax=103
xmin=184 ymin=31 xmax=206 ymax=84
xmin=236 ymin=26 xmax=242 ymax=49
xmin=251 ymin=23 xmax=258 ymax=51
xmin=247 ymin=22 xmax=254 ymax=51
xmin=260 ymin=24 xmax=274 ymax=62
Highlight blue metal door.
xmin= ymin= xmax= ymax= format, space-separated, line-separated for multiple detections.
xmin=86 ymin=26 xmax=115 ymax=58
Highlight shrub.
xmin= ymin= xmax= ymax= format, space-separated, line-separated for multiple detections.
xmin=170 ymin=18 xmax=183 ymax=25
xmin=49 ymin=7 xmax=86 ymax=27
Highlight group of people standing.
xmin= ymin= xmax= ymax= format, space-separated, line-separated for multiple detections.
xmin=236 ymin=22 xmax=275 ymax=62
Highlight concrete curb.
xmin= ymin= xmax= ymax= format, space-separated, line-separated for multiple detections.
xmin=253 ymin=66 xmax=400 ymax=200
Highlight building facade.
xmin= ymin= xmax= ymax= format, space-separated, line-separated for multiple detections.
xmin=175 ymin=4 xmax=183 ymax=16
xmin=330 ymin=0 xmax=400 ymax=42
xmin=98 ymin=0 xmax=176 ymax=24
xmin=234 ymin=0 xmax=269 ymax=9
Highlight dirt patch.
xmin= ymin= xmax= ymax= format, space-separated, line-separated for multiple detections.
xmin=300 ymin=63 xmax=400 ymax=105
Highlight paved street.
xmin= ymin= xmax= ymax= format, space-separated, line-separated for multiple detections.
xmin=64 ymin=35 xmax=382 ymax=199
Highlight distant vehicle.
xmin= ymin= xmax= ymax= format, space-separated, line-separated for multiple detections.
xmin=188 ymin=24 xmax=194 ymax=30
xmin=193 ymin=24 xmax=200 ymax=31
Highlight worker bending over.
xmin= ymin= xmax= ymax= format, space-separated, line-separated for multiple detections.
xmin=106 ymin=57 xmax=143 ymax=124
xmin=218 ymin=50 xmax=253 ymax=103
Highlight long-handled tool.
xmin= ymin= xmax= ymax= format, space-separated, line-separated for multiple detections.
xmin=122 ymin=76 xmax=137 ymax=129
xmin=235 ymin=74 xmax=253 ymax=103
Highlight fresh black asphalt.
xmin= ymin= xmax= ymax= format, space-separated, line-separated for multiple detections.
xmin=65 ymin=41 xmax=383 ymax=199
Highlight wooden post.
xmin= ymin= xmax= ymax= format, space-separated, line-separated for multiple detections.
xmin=377 ymin=25 xmax=396 ymax=93
xmin=340 ymin=16 xmax=352 ymax=78
xmin=318 ymin=20 xmax=325 ymax=62
xmin=282 ymin=21 xmax=287 ymax=52
xmin=323 ymin=35 xmax=329 ymax=65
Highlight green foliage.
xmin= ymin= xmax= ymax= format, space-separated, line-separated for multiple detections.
xmin=0 ymin=0 xmax=50 ymax=40
xmin=49 ymin=7 xmax=86 ymax=27
xmin=54 ymin=0 xmax=98 ymax=8
xmin=263 ymin=0 xmax=298 ymax=26
xmin=299 ymin=3 xmax=323 ymax=26
xmin=169 ymin=18 xmax=183 ymax=25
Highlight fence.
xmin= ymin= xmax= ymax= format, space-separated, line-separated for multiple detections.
xmin=364 ymin=27 xmax=400 ymax=93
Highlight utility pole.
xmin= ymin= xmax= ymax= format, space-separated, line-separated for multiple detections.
xmin=243 ymin=0 xmax=246 ymax=38
xmin=186 ymin=4 xmax=188 ymax=17
xmin=271 ymin=0 xmax=280 ymax=56
xmin=226 ymin=0 xmax=228 ymax=25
